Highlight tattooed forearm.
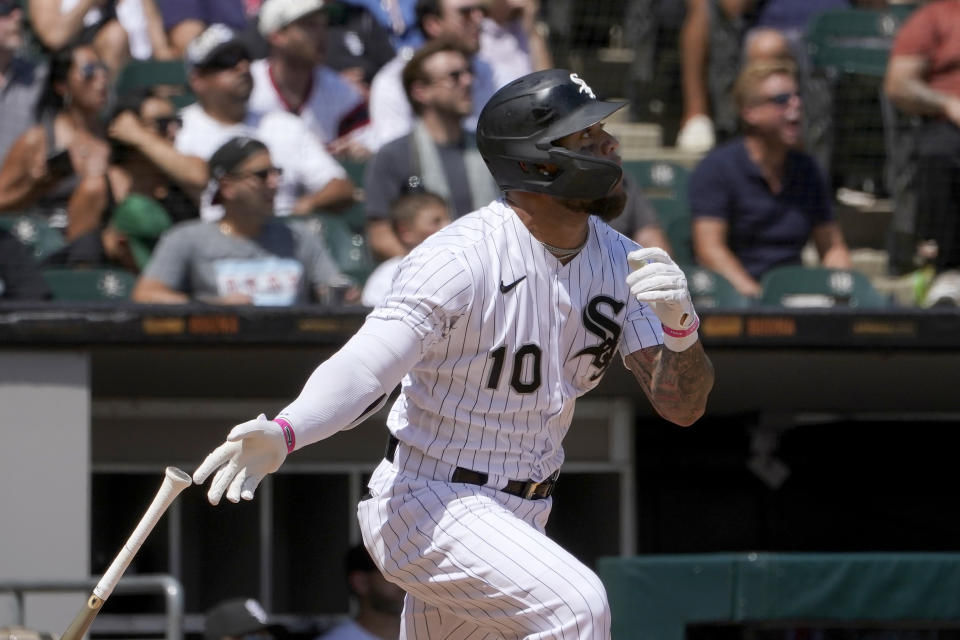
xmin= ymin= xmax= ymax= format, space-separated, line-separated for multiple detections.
xmin=626 ymin=343 xmax=715 ymax=426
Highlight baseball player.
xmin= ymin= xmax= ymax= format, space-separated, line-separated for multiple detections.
xmin=193 ymin=69 xmax=715 ymax=639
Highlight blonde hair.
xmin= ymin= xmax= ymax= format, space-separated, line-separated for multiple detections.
xmin=732 ymin=59 xmax=798 ymax=114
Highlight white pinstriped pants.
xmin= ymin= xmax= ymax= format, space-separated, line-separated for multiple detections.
xmin=357 ymin=451 xmax=612 ymax=640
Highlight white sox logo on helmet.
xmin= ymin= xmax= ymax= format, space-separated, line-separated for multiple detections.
xmin=569 ymin=73 xmax=596 ymax=99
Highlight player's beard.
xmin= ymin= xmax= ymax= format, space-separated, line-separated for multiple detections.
xmin=560 ymin=189 xmax=627 ymax=222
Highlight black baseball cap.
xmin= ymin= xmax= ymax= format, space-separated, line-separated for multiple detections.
xmin=209 ymin=136 xmax=269 ymax=181
xmin=203 ymin=598 xmax=285 ymax=640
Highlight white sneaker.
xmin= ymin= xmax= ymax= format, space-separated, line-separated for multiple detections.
xmin=676 ymin=114 xmax=716 ymax=153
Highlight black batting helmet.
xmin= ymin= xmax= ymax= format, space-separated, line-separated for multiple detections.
xmin=476 ymin=69 xmax=626 ymax=200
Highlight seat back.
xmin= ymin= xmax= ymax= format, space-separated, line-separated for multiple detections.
xmin=621 ymin=160 xmax=694 ymax=266
xmin=114 ymin=59 xmax=195 ymax=108
xmin=41 ymin=268 xmax=136 ymax=301
xmin=0 ymin=214 xmax=66 ymax=261
xmin=760 ymin=265 xmax=889 ymax=309
xmin=806 ymin=6 xmax=917 ymax=78
xmin=683 ymin=265 xmax=752 ymax=310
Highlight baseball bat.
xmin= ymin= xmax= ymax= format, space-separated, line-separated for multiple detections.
xmin=60 ymin=466 xmax=192 ymax=640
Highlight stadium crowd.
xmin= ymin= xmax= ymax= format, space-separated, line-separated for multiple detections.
xmin=0 ymin=0 xmax=949 ymax=308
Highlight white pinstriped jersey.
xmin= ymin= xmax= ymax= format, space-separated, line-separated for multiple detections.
xmin=368 ymin=198 xmax=664 ymax=484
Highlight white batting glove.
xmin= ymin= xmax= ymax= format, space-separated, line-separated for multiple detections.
xmin=626 ymin=247 xmax=700 ymax=352
xmin=192 ymin=414 xmax=291 ymax=505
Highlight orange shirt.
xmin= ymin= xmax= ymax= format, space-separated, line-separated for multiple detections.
xmin=891 ymin=0 xmax=960 ymax=99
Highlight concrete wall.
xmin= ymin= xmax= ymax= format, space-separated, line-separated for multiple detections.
xmin=0 ymin=351 xmax=90 ymax=635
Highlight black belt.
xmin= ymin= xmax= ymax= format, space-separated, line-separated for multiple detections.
xmin=385 ymin=434 xmax=558 ymax=500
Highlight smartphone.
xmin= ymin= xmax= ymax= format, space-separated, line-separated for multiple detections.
xmin=46 ymin=149 xmax=74 ymax=178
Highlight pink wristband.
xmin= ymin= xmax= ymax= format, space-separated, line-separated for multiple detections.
xmin=273 ymin=417 xmax=296 ymax=453
xmin=661 ymin=314 xmax=700 ymax=339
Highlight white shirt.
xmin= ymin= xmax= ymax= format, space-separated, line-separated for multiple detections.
xmin=478 ymin=17 xmax=534 ymax=89
xmin=175 ymin=104 xmax=347 ymax=220
xmin=367 ymin=49 xmax=497 ymax=151
xmin=60 ymin=0 xmax=152 ymax=59
xmin=367 ymin=199 xmax=663 ymax=484
xmin=360 ymin=255 xmax=402 ymax=307
xmin=247 ymin=58 xmax=374 ymax=150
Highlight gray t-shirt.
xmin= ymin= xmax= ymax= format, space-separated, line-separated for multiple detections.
xmin=144 ymin=218 xmax=349 ymax=304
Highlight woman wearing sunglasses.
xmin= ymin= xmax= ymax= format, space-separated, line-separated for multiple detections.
xmin=0 ymin=42 xmax=118 ymax=242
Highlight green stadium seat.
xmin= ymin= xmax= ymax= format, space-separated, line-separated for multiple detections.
xmin=621 ymin=160 xmax=694 ymax=266
xmin=316 ymin=213 xmax=374 ymax=285
xmin=114 ymin=59 xmax=195 ymax=108
xmin=0 ymin=214 xmax=66 ymax=261
xmin=41 ymin=268 xmax=136 ymax=301
xmin=760 ymin=265 xmax=889 ymax=309
xmin=682 ymin=265 xmax=752 ymax=309
xmin=805 ymin=6 xmax=917 ymax=78
xmin=335 ymin=159 xmax=369 ymax=233
xmin=283 ymin=214 xmax=374 ymax=286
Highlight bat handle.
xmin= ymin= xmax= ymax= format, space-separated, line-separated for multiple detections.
xmin=93 ymin=467 xmax=191 ymax=600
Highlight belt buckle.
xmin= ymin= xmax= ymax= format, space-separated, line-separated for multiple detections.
xmin=520 ymin=480 xmax=541 ymax=500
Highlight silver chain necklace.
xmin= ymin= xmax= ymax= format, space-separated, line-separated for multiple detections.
xmin=540 ymin=237 xmax=587 ymax=259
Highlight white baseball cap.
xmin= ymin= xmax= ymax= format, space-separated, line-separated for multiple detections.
xmin=258 ymin=0 xmax=326 ymax=37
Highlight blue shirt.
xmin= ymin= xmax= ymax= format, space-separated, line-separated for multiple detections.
xmin=688 ymin=138 xmax=833 ymax=280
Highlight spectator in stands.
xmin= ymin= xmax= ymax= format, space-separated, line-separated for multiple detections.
xmin=361 ymin=190 xmax=450 ymax=306
xmin=479 ymin=0 xmax=552 ymax=89
xmin=155 ymin=0 xmax=249 ymax=58
xmin=249 ymin=0 xmax=374 ymax=160
xmin=27 ymin=0 xmax=138 ymax=74
xmin=323 ymin=0 xmax=397 ymax=99
xmin=689 ymin=59 xmax=851 ymax=297
xmin=884 ymin=0 xmax=960 ymax=306
xmin=676 ymin=0 xmax=863 ymax=153
xmin=133 ymin=136 xmax=356 ymax=305
xmin=175 ymin=24 xmax=354 ymax=220
xmin=0 ymin=43 xmax=112 ymax=241
xmin=0 ymin=0 xmax=45 ymax=164
xmin=316 ymin=544 xmax=405 ymax=640
xmin=108 ymin=87 xmax=204 ymax=222
xmin=43 ymin=190 xmax=172 ymax=273
xmin=363 ymin=39 xmax=499 ymax=259
xmin=367 ymin=0 xmax=495 ymax=151
xmin=0 ymin=229 xmax=51 ymax=299
xmin=608 ymin=178 xmax=674 ymax=257
xmin=204 ymin=598 xmax=286 ymax=640
xmin=38 ymin=88 xmax=199 ymax=273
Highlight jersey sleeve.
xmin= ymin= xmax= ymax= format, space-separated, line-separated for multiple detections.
xmin=618 ymin=283 xmax=664 ymax=357
xmin=366 ymin=246 xmax=474 ymax=353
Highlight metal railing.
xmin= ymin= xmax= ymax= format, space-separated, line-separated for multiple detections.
xmin=0 ymin=574 xmax=184 ymax=640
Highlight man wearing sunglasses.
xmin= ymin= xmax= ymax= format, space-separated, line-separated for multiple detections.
xmin=363 ymin=38 xmax=499 ymax=259
xmin=0 ymin=0 xmax=44 ymax=163
xmin=368 ymin=0 xmax=495 ymax=151
xmin=689 ymin=58 xmax=851 ymax=298
xmin=133 ymin=135 xmax=356 ymax=305
xmin=248 ymin=0 xmax=375 ymax=161
xmin=175 ymin=23 xmax=355 ymax=222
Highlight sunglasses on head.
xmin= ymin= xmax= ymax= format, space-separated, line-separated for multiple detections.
xmin=200 ymin=47 xmax=249 ymax=71
xmin=760 ymin=91 xmax=800 ymax=106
